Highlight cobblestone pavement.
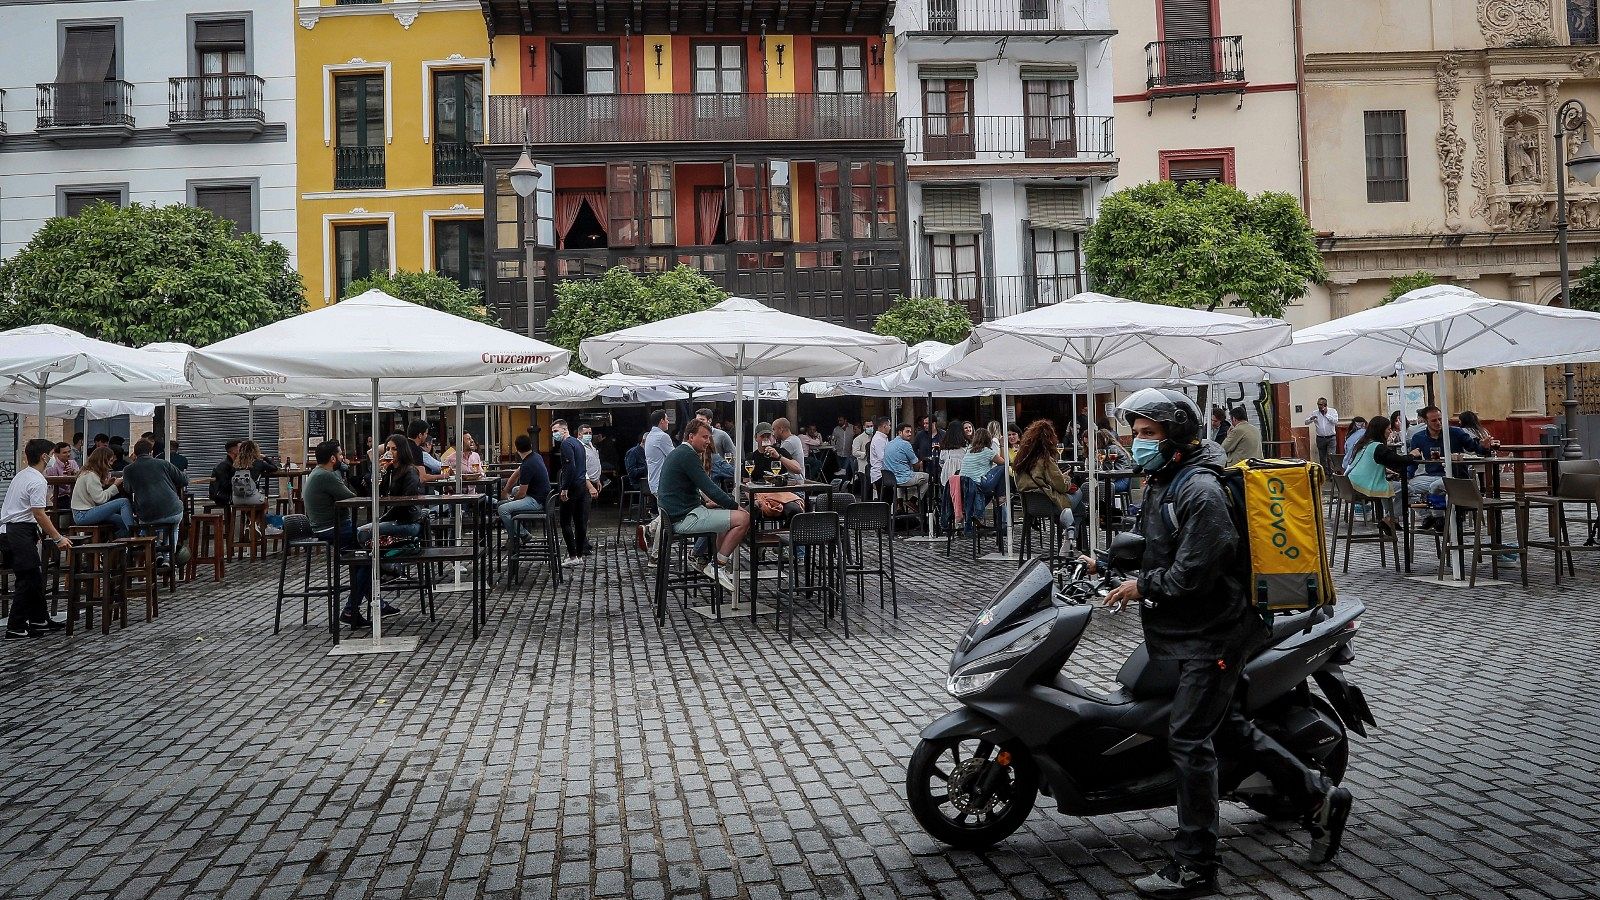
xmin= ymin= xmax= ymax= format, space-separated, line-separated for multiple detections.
xmin=2 ymin=510 xmax=1598 ymax=900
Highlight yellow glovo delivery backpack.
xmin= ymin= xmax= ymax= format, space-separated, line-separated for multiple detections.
xmin=1163 ymin=458 xmax=1336 ymax=616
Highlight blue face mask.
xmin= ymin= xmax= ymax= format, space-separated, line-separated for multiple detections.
xmin=1130 ymin=438 xmax=1166 ymax=471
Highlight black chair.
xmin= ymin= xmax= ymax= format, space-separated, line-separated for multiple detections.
xmin=507 ymin=499 xmax=563 ymax=588
xmin=652 ymin=514 xmax=725 ymax=625
xmin=1441 ymin=476 xmax=1526 ymax=588
xmin=1019 ymin=491 xmax=1069 ymax=568
xmin=1520 ymin=463 xmax=1600 ymax=585
xmin=843 ymin=501 xmax=896 ymax=617
xmin=776 ymin=512 xmax=846 ymax=641
xmin=276 ymin=514 xmax=335 ymax=633
xmin=615 ymin=479 xmax=650 ymax=541
xmin=1327 ymin=475 xmax=1401 ymax=575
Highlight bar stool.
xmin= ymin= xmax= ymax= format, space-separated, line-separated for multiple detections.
xmin=651 ymin=514 xmax=724 ymax=626
xmin=843 ymin=501 xmax=896 ymax=617
xmin=230 ymin=503 xmax=266 ymax=560
xmin=776 ymin=511 xmax=846 ymax=641
xmin=1019 ymin=491 xmax=1069 ymax=568
xmin=129 ymin=523 xmax=180 ymax=595
xmin=615 ymin=480 xmax=649 ymax=541
xmin=114 ymin=536 xmax=161 ymax=622
xmin=66 ymin=543 xmax=128 ymax=635
xmin=276 ymin=514 xmax=334 ymax=633
xmin=508 ymin=501 xmax=563 ymax=587
xmin=187 ymin=512 xmax=227 ymax=582
xmin=1519 ymin=467 xmax=1600 ymax=585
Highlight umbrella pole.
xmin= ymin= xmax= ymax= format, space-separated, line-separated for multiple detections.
xmin=1071 ymin=392 xmax=1079 ymax=464
xmin=439 ymin=390 xmax=468 ymax=594
xmin=1435 ymin=348 xmax=1463 ymax=581
xmin=37 ymin=384 xmax=48 ymax=441
xmin=999 ymin=391 xmax=1014 ymax=559
xmin=1086 ymin=365 xmax=1099 ymax=558
xmin=732 ymin=368 xmax=745 ymax=610
xmin=371 ymin=379 xmax=383 ymax=643
xmin=247 ymin=397 xmax=256 ymax=441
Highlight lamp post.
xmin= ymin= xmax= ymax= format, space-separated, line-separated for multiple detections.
xmin=1554 ymin=99 xmax=1600 ymax=460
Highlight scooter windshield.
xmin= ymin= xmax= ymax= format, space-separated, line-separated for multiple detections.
xmin=961 ymin=561 xmax=1056 ymax=651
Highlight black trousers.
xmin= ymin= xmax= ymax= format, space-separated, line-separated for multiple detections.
xmin=1315 ymin=434 xmax=1337 ymax=472
xmin=1168 ymin=656 xmax=1331 ymax=871
xmin=560 ymin=487 xmax=591 ymax=557
xmin=5 ymin=523 xmax=46 ymax=628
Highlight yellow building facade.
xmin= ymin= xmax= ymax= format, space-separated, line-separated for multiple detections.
xmin=294 ymin=0 xmax=518 ymax=307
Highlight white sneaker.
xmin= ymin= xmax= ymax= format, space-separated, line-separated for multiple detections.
xmin=714 ymin=564 xmax=737 ymax=594
xmin=561 ymin=556 xmax=583 ymax=567
xmin=264 ymin=525 xmax=283 ymax=537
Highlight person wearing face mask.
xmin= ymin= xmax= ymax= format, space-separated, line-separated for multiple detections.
xmin=551 ymin=419 xmax=592 ymax=566
xmin=579 ymin=423 xmax=604 ymax=497
xmin=1082 ymin=389 xmax=1351 ymax=898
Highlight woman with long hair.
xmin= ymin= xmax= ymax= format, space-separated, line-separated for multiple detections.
xmin=70 ymin=446 xmax=133 ymax=537
xmin=345 ymin=434 xmax=426 ymax=624
xmin=958 ymin=427 xmax=1007 ymax=531
xmin=936 ymin=419 xmax=969 ymax=531
xmin=1456 ymin=410 xmax=1494 ymax=448
xmin=1012 ymin=419 xmax=1079 ymax=550
xmin=443 ymin=432 xmax=485 ymax=475
xmin=1345 ymin=413 xmax=1411 ymax=534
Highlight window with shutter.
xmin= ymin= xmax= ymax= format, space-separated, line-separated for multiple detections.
xmin=1159 ymin=0 xmax=1217 ymax=84
xmin=1363 ymin=110 xmax=1409 ymax=203
xmin=1160 ymin=148 xmax=1235 ymax=186
xmin=62 ymin=188 xmax=123 ymax=216
xmin=1025 ymin=188 xmax=1086 ymax=230
xmin=56 ymin=24 xmax=119 ymax=126
xmin=920 ymin=186 xmax=982 ymax=234
xmin=194 ymin=184 xmax=253 ymax=233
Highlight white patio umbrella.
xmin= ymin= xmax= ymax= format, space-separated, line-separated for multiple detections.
xmin=188 ymin=289 xmax=569 ymax=654
xmin=0 ymin=325 xmax=190 ymax=439
xmin=0 ymin=397 xmax=156 ymax=419
xmin=930 ymin=292 xmax=1293 ymax=555
xmin=582 ymin=296 xmax=906 ymax=608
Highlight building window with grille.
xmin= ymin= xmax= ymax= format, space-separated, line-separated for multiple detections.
xmin=920 ymin=76 xmax=974 ymax=160
xmin=192 ymin=182 xmax=254 ymax=233
xmin=1159 ymin=0 xmax=1219 ymax=84
xmin=1159 ymin=148 xmax=1235 ymax=186
xmin=1363 ymin=110 xmax=1409 ymax=203
xmin=432 ymin=70 xmax=484 ymax=186
xmin=849 ymin=161 xmax=897 ymax=241
xmin=433 ymin=219 xmax=483 ymax=292
xmin=334 ymin=223 xmax=388 ymax=300
xmin=1031 ymin=229 xmax=1081 ymax=305
xmin=929 ymin=234 xmax=981 ymax=305
xmin=334 ymin=73 xmax=385 ymax=189
xmin=1023 ymin=78 xmax=1075 ymax=157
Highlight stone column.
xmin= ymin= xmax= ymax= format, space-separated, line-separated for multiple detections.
xmin=1507 ymin=276 xmax=1547 ymax=418
xmin=1328 ymin=282 xmax=1359 ymax=419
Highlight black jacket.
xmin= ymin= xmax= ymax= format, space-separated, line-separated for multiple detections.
xmin=1133 ymin=441 xmax=1264 ymax=661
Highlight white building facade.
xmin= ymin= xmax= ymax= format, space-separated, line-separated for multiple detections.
xmin=0 ymin=0 xmax=297 ymax=260
xmin=893 ymin=0 xmax=1116 ymax=321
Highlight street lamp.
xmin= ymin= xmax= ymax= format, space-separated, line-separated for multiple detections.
xmin=508 ymin=148 xmax=541 ymax=199
xmin=1555 ymin=99 xmax=1598 ymax=460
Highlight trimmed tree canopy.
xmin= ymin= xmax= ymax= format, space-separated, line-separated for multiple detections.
xmin=548 ymin=265 xmax=727 ymax=375
xmin=0 ymin=202 xmax=302 ymax=346
xmin=873 ymin=295 xmax=973 ymax=346
xmin=1380 ymin=271 xmax=1438 ymax=305
xmin=1084 ymin=180 xmax=1326 ymax=318
xmin=344 ymin=269 xmax=494 ymax=325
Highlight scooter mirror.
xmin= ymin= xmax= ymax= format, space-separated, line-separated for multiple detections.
xmin=1107 ymin=531 xmax=1145 ymax=571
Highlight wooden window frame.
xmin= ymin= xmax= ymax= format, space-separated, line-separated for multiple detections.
xmin=1158 ymin=147 xmax=1236 ymax=185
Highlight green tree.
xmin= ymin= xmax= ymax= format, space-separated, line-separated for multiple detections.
xmin=0 ymin=202 xmax=302 ymax=345
xmin=1566 ymin=258 xmax=1600 ymax=313
xmin=547 ymin=265 xmax=727 ymax=375
xmin=1084 ymin=180 xmax=1326 ymax=318
xmin=1379 ymin=271 xmax=1438 ymax=305
xmin=344 ymin=269 xmax=494 ymax=325
xmin=872 ymin=295 xmax=973 ymax=345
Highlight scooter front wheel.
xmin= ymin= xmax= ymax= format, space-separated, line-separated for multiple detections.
xmin=906 ymin=735 xmax=1038 ymax=849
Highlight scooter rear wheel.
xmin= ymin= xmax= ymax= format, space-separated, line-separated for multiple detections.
xmin=906 ymin=735 xmax=1038 ymax=849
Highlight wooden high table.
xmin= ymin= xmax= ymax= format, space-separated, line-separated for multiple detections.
xmin=331 ymin=493 xmax=490 ymax=644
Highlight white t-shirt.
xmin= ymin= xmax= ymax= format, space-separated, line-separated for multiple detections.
xmin=0 ymin=466 xmax=48 ymax=530
xmin=779 ymin=434 xmax=806 ymax=484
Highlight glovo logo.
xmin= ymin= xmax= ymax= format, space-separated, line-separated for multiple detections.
xmin=1265 ymin=475 xmax=1300 ymax=559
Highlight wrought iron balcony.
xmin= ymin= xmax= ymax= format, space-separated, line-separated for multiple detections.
xmin=36 ymin=81 xmax=134 ymax=138
xmin=908 ymin=273 xmax=1084 ymax=321
xmin=433 ymin=141 xmax=484 ymax=185
xmin=905 ymin=0 xmax=1083 ymax=34
xmin=1146 ymin=36 xmax=1246 ymax=91
xmin=334 ymin=146 xmax=386 ymax=190
xmin=487 ymin=93 xmax=898 ymax=146
xmin=169 ymin=75 xmax=265 ymax=137
xmin=902 ymin=115 xmax=1113 ymax=162
xmin=479 ymin=1 xmax=892 ymax=36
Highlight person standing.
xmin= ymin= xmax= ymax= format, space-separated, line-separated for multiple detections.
xmin=1087 ymin=389 xmax=1350 ymax=897
xmin=642 ymin=409 xmax=676 ymax=560
xmin=831 ymin=417 xmax=857 ymax=482
xmin=867 ymin=416 xmax=892 ymax=500
xmin=579 ymin=422 xmax=605 ymax=497
xmin=552 ymin=419 xmax=591 ymax=565
xmin=1305 ymin=398 xmax=1340 ymax=473
xmin=71 ymin=432 xmax=85 ymax=465
xmin=1208 ymin=407 xmax=1231 ymax=445
xmin=1220 ymin=407 xmax=1262 ymax=466
xmin=914 ymin=416 xmax=940 ymax=490
xmin=851 ymin=422 xmax=873 ymax=494
xmin=696 ymin=407 xmax=736 ymax=460
xmin=3 ymin=439 xmax=73 ymax=638
xmin=624 ymin=433 xmax=648 ymax=490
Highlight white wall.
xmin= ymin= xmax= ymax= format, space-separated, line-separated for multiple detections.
xmin=0 ymin=0 xmax=296 ymax=259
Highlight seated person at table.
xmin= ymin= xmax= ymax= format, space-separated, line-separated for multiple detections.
xmin=884 ymin=423 xmax=929 ymax=502
xmin=1012 ymin=420 xmax=1078 ymax=550
xmin=1344 ymin=415 xmax=1410 ymax=537
xmin=229 ymin=440 xmax=273 ymax=507
xmin=45 ymin=442 xmax=79 ymax=510
xmin=408 ymin=419 xmax=451 ymax=485
xmin=1406 ymin=404 xmax=1496 ymax=531
xmin=658 ymin=420 xmax=749 ymax=592
xmin=498 ymin=434 xmax=551 ymax=545
xmin=751 ymin=422 xmax=794 ymax=482
xmin=303 ymin=440 xmax=370 ymax=628
xmin=770 ymin=419 xmax=808 ymax=486
xmin=109 ymin=435 xmax=129 ymax=472
xmin=70 ymin=447 xmax=133 ymax=537
xmin=166 ymin=440 xmax=189 ymax=472
xmin=352 ymin=434 xmax=427 ymax=617
xmin=121 ymin=439 xmax=189 ymax=563
xmin=959 ymin=428 xmax=1006 ymax=528
xmin=441 ymin=432 xmax=485 ymax=476
xmin=209 ymin=440 xmax=242 ymax=510
xmin=624 ymin=433 xmax=648 ymax=491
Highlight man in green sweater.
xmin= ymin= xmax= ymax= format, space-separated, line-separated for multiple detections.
xmin=657 ymin=420 xmax=749 ymax=592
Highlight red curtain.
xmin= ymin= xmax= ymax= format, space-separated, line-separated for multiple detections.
xmin=695 ymin=188 xmax=725 ymax=245
xmin=555 ymin=191 xmax=604 ymax=247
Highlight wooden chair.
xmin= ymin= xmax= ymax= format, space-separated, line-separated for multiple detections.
xmin=229 ymin=504 xmax=265 ymax=560
xmin=66 ymin=543 xmax=128 ymax=635
xmin=114 ymin=536 xmax=161 ymax=622
xmin=187 ymin=512 xmax=227 ymax=582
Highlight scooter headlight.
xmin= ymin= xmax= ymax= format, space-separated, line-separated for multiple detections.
xmin=946 ymin=620 xmax=1055 ymax=697
xmin=947 ymin=669 xmax=1002 ymax=697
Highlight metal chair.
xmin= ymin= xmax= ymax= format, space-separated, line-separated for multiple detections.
xmin=1519 ymin=463 xmax=1600 ymax=585
xmin=651 ymin=513 xmax=725 ymax=625
xmin=843 ymin=501 xmax=896 ymax=617
xmin=1440 ymin=477 xmax=1526 ymax=588
xmin=1019 ymin=491 xmax=1068 ymax=568
xmin=615 ymin=479 xmax=649 ymax=541
xmin=507 ymin=500 xmax=563 ymax=588
xmin=1328 ymin=474 xmax=1400 ymax=575
xmin=276 ymin=514 xmax=334 ymax=633
xmin=776 ymin=512 xmax=846 ymax=641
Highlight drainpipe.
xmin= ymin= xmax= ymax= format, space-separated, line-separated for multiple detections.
xmin=1292 ymin=0 xmax=1311 ymax=218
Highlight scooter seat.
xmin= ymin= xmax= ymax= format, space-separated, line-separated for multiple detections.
xmin=1115 ymin=606 xmax=1339 ymax=700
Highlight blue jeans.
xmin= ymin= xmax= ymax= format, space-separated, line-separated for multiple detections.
xmin=318 ymin=520 xmax=367 ymax=613
xmin=498 ymin=496 xmax=545 ymax=542
xmin=74 ymin=498 xmax=133 ymax=537
xmin=137 ymin=512 xmax=183 ymax=556
xmin=965 ymin=466 xmax=1009 ymax=526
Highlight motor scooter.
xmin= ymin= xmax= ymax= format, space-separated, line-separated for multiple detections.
xmin=906 ymin=533 xmax=1374 ymax=848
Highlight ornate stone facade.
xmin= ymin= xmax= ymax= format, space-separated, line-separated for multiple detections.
xmin=1436 ymin=55 xmax=1468 ymax=230
xmin=1478 ymin=0 xmax=1558 ymax=48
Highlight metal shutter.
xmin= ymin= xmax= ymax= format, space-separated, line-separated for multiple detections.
xmin=1168 ymin=157 xmax=1226 ymax=184
xmin=177 ymin=406 xmax=278 ymax=482
xmin=1026 ymin=188 xmax=1087 ymax=230
xmin=917 ymin=63 xmax=979 ymax=81
xmin=921 ymin=186 xmax=982 ymax=234
xmin=57 ymin=25 xmax=116 ymax=83
xmin=194 ymin=20 xmax=246 ymax=47
xmin=1160 ymin=0 xmax=1214 ymax=41
xmin=195 ymin=185 xmax=254 ymax=233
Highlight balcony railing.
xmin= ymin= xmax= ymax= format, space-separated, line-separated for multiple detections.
xmin=487 ymin=93 xmax=898 ymax=146
xmin=334 ymin=146 xmax=386 ymax=190
xmin=903 ymin=115 xmax=1113 ymax=162
xmin=1146 ymin=36 xmax=1246 ymax=90
xmin=908 ymin=273 xmax=1083 ymax=321
xmin=906 ymin=0 xmax=1078 ymax=33
xmin=168 ymin=75 xmax=265 ymax=125
xmin=433 ymin=140 xmax=484 ymax=185
xmin=36 ymin=81 xmax=134 ymax=129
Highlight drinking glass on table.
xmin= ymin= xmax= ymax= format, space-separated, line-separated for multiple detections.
xmin=744 ymin=461 xmax=755 ymax=480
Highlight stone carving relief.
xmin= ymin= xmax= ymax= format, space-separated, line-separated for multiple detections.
xmin=1505 ymin=113 xmax=1545 ymax=185
xmin=1436 ymin=55 xmax=1467 ymax=230
xmin=1478 ymin=0 xmax=1558 ymax=47
xmin=1469 ymin=78 xmax=1588 ymax=230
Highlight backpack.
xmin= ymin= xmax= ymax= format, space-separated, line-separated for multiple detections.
xmin=1164 ymin=458 xmax=1335 ymax=616
xmin=1345 ymin=443 xmax=1394 ymax=498
xmin=230 ymin=467 xmax=264 ymax=505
